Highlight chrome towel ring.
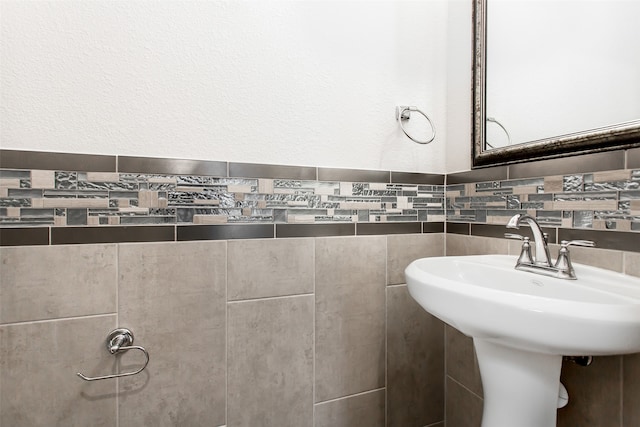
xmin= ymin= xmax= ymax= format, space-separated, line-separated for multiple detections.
xmin=396 ymin=105 xmax=436 ymax=144
xmin=77 ymin=328 xmax=149 ymax=381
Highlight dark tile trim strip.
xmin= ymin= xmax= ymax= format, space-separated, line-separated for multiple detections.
xmin=229 ymin=162 xmax=316 ymax=180
xmin=391 ymin=172 xmax=444 ymax=185
xmin=508 ymin=151 xmax=625 ymax=179
xmin=447 ymin=166 xmax=508 ymax=184
xmin=276 ymin=223 xmax=355 ymax=238
xmin=318 ymin=168 xmax=390 ymax=183
xmin=628 ymin=147 xmax=640 ymax=169
xmin=471 ymin=223 xmax=557 ymax=244
xmin=0 ymin=227 xmax=49 ymax=246
xmin=423 ymin=222 xmax=445 ymax=233
xmin=51 ymin=226 xmax=175 ymax=245
xmin=177 ymin=224 xmax=274 ymax=241
xmin=0 ymin=150 xmax=116 ymax=172
xmin=558 ymin=228 xmax=640 ymax=253
xmin=446 ymin=223 xmax=470 ymax=235
xmin=118 ymin=156 xmax=228 ymax=176
xmin=356 ymin=222 xmax=421 ymax=235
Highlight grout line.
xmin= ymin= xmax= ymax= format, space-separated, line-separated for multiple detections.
xmin=447 ymin=374 xmax=484 ymax=401
xmin=1 ymin=312 xmax=117 ymax=327
xmin=312 ymin=237 xmax=317 ymax=424
xmin=224 ymin=240 xmax=229 ymax=426
xmin=226 ymin=292 xmax=315 ymax=304
xmin=620 ymin=355 xmax=624 ymax=426
xmin=314 ymin=387 xmax=386 ymax=406
xmin=384 ymin=236 xmax=389 ymax=427
xmin=443 ymin=324 xmax=448 ymax=424
xmin=115 ymin=243 xmax=120 ymax=427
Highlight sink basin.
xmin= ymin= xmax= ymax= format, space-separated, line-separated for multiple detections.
xmin=406 ymin=254 xmax=640 ymax=356
xmin=405 ymin=254 xmax=640 ymax=427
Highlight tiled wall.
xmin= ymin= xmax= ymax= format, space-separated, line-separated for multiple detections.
xmin=448 ymin=169 xmax=640 ymax=231
xmin=447 ymin=149 xmax=640 ymax=247
xmin=0 ymin=234 xmax=446 ymax=427
xmin=2 ymin=147 xmax=640 ymax=427
xmin=0 ymin=149 xmax=445 ymax=230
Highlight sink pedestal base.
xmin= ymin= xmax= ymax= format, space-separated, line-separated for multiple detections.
xmin=474 ymin=339 xmax=563 ymax=427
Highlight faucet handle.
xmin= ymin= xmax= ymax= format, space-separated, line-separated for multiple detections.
xmin=554 ymin=240 xmax=596 ymax=279
xmin=505 ymin=233 xmax=534 ymax=265
xmin=504 ymin=233 xmax=525 ymax=240
xmin=560 ymin=240 xmax=595 ymax=248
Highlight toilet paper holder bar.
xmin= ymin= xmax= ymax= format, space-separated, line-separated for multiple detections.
xmin=77 ymin=328 xmax=150 ymax=381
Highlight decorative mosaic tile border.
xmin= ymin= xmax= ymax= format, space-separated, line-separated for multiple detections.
xmin=2 ymin=148 xmax=640 ymax=249
xmin=0 ymin=169 xmax=445 ymax=227
xmin=446 ymin=168 xmax=640 ymax=232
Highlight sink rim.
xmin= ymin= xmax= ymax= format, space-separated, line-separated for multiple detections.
xmin=408 ymin=254 xmax=640 ymax=315
xmin=405 ymin=254 xmax=640 ymax=355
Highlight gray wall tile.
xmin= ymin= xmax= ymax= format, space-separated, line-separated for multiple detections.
xmin=624 ymin=252 xmax=640 ymax=278
xmin=276 ymin=223 xmax=355 ymax=238
xmin=118 ymin=241 xmax=226 ymax=427
xmin=227 ymin=295 xmax=314 ymax=427
xmin=229 ymin=162 xmax=316 ymax=180
xmin=445 ymin=234 xmax=508 ymax=257
xmin=387 ymin=285 xmax=444 ymax=426
xmin=623 ymin=353 xmax=640 ymax=426
xmin=446 ymin=166 xmax=508 ymax=184
xmin=178 ymin=224 xmax=274 ymax=241
xmin=318 ymin=168 xmax=390 ymax=183
xmin=558 ymin=356 xmax=622 ymax=427
xmin=391 ymin=171 xmax=444 ymax=185
xmin=561 ymin=245 xmax=623 ymax=273
xmin=0 ymin=149 xmax=116 ymax=172
xmin=228 ymin=237 xmax=314 ymax=300
xmin=0 ymin=244 xmax=117 ymax=323
xmin=558 ymin=229 xmax=640 ymax=253
xmin=356 ymin=222 xmax=421 ymax=236
xmin=51 ymin=226 xmax=175 ymax=245
xmin=0 ymin=227 xmax=49 ymax=246
xmin=508 ymin=151 xmax=625 ymax=179
xmin=0 ymin=315 xmax=117 ymax=426
xmin=118 ymin=155 xmax=227 ymax=176
xmin=445 ymin=377 xmax=483 ymax=427
xmin=387 ymin=233 xmax=444 ymax=285
xmin=446 ymin=325 xmax=483 ymax=398
xmin=628 ymin=147 xmax=640 ymax=169
xmin=314 ymin=389 xmax=385 ymax=427
xmin=315 ymin=236 xmax=386 ymax=402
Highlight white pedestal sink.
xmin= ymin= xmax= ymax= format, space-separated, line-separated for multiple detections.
xmin=405 ymin=254 xmax=640 ymax=427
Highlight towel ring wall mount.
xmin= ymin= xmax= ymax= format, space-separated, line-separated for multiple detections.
xmin=396 ymin=105 xmax=436 ymax=145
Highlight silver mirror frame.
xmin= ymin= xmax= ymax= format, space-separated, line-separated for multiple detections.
xmin=472 ymin=0 xmax=640 ymax=168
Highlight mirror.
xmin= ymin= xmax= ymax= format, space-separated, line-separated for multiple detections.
xmin=473 ymin=0 xmax=640 ymax=168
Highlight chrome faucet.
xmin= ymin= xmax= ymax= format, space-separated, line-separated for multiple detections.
xmin=505 ymin=214 xmax=595 ymax=280
xmin=506 ymin=214 xmax=552 ymax=267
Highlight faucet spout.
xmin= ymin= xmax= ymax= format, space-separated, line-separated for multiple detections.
xmin=506 ymin=214 xmax=552 ymax=267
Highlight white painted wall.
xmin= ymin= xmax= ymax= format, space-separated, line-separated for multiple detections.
xmin=1 ymin=0 xmax=452 ymax=174
xmin=444 ymin=0 xmax=473 ymax=173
